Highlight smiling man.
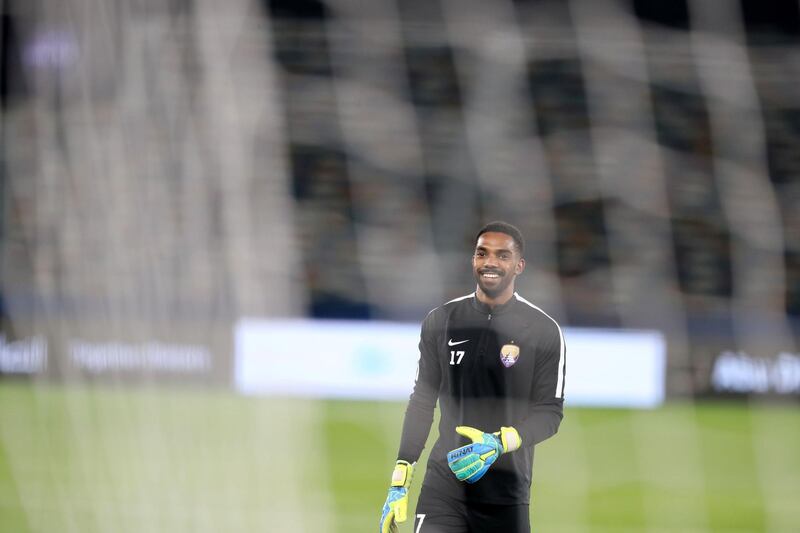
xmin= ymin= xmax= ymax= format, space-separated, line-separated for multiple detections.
xmin=379 ymin=221 xmax=567 ymax=533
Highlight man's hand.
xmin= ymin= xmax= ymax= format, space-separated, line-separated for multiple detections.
xmin=379 ymin=460 xmax=414 ymax=533
xmin=446 ymin=426 xmax=521 ymax=483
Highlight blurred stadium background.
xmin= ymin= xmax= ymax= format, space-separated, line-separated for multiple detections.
xmin=1 ymin=0 xmax=799 ymax=531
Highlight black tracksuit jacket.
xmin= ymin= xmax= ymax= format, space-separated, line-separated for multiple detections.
xmin=397 ymin=291 xmax=566 ymax=505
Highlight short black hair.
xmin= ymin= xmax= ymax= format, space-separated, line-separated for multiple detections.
xmin=475 ymin=221 xmax=525 ymax=257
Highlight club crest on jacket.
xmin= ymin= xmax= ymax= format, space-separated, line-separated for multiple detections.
xmin=500 ymin=343 xmax=520 ymax=367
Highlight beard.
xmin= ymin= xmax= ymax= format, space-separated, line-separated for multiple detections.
xmin=474 ymin=269 xmax=513 ymax=298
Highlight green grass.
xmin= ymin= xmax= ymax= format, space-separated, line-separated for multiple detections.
xmin=1 ymin=382 xmax=798 ymax=532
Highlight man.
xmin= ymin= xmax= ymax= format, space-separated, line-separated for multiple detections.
xmin=379 ymin=221 xmax=566 ymax=533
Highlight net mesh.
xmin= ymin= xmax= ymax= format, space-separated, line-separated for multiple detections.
xmin=3 ymin=0 xmax=799 ymax=391
xmin=1 ymin=1 xmax=800 ymax=531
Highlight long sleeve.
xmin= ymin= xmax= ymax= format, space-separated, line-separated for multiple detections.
xmin=516 ymin=322 xmax=566 ymax=447
xmin=397 ymin=310 xmax=442 ymax=463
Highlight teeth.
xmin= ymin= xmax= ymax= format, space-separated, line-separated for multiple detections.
xmin=482 ymin=273 xmax=499 ymax=278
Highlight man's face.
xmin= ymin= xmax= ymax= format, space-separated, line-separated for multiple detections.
xmin=472 ymin=232 xmax=525 ymax=298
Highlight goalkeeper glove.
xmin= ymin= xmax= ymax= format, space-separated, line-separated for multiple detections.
xmin=379 ymin=460 xmax=414 ymax=533
xmin=446 ymin=426 xmax=521 ymax=484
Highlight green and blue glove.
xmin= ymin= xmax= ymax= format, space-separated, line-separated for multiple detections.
xmin=447 ymin=425 xmax=521 ymax=483
xmin=379 ymin=460 xmax=414 ymax=533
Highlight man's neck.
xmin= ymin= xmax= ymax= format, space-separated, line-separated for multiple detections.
xmin=475 ymin=287 xmax=515 ymax=309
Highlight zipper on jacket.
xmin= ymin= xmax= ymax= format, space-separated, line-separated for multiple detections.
xmin=478 ymin=313 xmax=492 ymax=357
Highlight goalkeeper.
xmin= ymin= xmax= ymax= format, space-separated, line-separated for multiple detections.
xmin=379 ymin=222 xmax=566 ymax=533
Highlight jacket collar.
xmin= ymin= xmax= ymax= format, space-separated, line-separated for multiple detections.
xmin=470 ymin=290 xmax=517 ymax=315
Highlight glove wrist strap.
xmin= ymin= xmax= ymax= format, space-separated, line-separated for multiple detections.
xmin=499 ymin=426 xmax=522 ymax=453
xmin=391 ymin=460 xmax=414 ymax=489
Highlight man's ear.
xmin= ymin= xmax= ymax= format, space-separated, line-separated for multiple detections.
xmin=515 ymin=257 xmax=526 ymax=275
